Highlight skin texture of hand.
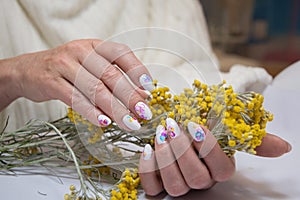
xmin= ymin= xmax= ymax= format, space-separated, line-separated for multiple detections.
xmin=0 ymin=39 xmax=154 ymax=130
xmin=138 ymin=123 xmax=292 ymax=197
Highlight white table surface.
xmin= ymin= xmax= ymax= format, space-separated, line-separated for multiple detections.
xmin=1 ymin=61 xmax=300 ymax=200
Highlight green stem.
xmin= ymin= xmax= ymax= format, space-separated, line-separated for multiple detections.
xmin=44 ymin=121 xmax=88 ymax=195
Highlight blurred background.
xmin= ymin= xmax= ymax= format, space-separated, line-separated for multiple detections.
xmin=200 ymin=0 xmax=300 ymax=77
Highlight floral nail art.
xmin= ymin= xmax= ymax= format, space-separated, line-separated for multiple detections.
xmin=142 ymin=144 xmax=153 ymax=160
xmin=139 ymin=74 xmax=155 ymax=91
xmin=134 ymin=102 xmax=152 ymax=120
xmin=122 ymin=115 xmax=141 ymax=130
xmin=187 ymin=121 xmax=206 ymax=142
xmin=97 ymin=115 xmax=111 ymax=127
xmin=156 ymin=118 xmax=180 ymax=144
xmin=156 ymin=125 xmax=168 ymax=144
xmin=166 ymin=118 xmax=180 ymax=138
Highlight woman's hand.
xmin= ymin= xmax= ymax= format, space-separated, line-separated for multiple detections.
xmin=0 ymin=39 xmax=154 ymax=130
xmin=138 ymin=119 xmax=291 ymax=197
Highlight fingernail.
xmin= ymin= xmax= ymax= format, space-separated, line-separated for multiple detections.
xmin=166 ymin=118 xmax=180 ymax=138
xmin=97 ymin=114 xmax=111 ymax=127
xmin=135 ymin=102 xmax=153 ymax=120
xmin=156 ymin=125 xmax=168 ymax=145
xmin=139 ymin=74 xmax=155 ymax=91
xmin=286 ymin=142 xmax=292 ymax=153
xmin=143 ymin=144 xmax=153 ymax=160
xmin=187 ymin=121 xmax=206 ymax=142
xmin=122 ymin=115 xmax=141 ymax=130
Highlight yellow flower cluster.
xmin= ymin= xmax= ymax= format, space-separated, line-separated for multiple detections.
xmin=148 ymin=83 xmax=173 ymax=128
xmin=110 ymin=168 xmax=140 ymax=200
xmin=148 ymin=79 xmax=273 ymax=156
xmin=219 ymin=88 xmax=274 ymax=155
xmin=64 ymin=185 xmax=103 ymax=200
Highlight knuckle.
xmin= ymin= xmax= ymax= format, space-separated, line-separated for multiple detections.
xmin=88 ymin=79 xmax=105 ymax=101
xmin=102 ymin=65 xmax=122 ymax=82
xmin=53 ymin=55 xmax=69 ymax=67
xmin=64 ymin=40 xmax=84 ymax=52
xmin=112 ymin=43 xmax=131 ymax=57
xmin=62 ymin=40 xmax=90 ymax=57
xmin=44 ymin=50 xmax=69 ymax=69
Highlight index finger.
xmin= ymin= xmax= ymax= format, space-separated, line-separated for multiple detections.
xmin=93 ymin=41 xmax=155 ymax=91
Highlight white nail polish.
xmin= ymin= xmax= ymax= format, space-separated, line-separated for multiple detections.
xmin=122 ymin=115 xmax=141 ymax=130
xmin=187 ymin=121 xmax=206 ymax=142
xmin=139 ymin=74 xmax=155 ymax=91
xmin=97 ymin=115 xmax=111 ymax=127
xmin=135 ymin=102 xmax=153 ymax=120
xmin=166 ymin=118 xmax=180 ymax=138
xmin=156 ymin=125 xmax=167 ymax=145
xmin=143 ymin=144 xmax=153 ymax=160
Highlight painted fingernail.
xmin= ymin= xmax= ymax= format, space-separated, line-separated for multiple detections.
xmin=166 ymin=118 xmax=180 ymax=138
xmin=135 ymin=102 xmax=153 ymax=120
xmin=156 ymin=125 xmax=168 ymax=145
xmin=97 ymin=115 xmax=111 ymax=127
xmin=187 ymin=121 xmax=206 ymax=142
xmin=139 ymin=74 xmax=155 ymax=91
xmin=143 ymin=144 xmax=153 ymax=160
xmin=122 ymin=115 xmax=141 ymax=130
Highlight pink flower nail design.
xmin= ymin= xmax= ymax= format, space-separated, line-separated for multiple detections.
xmin=135 ymin=102 xmax=152 ymax=120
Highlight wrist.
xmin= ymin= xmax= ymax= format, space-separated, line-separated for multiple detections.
xmin=0 ymin=56 xmax=23 ymax=110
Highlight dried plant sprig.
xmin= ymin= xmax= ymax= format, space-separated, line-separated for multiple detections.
xmin=0 ymin=118 xmax=120 ymax=199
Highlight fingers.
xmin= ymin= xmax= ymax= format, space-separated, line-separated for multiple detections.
xmin=46 ymin=40 xmax=153 ymax=129
xmin=52 ymin=78 xmax=111 ymax=127
xmin=188 ymin=122 xmax=235 ymax=182
xmin=139 ymin=120 xmax=237 ymax=197
xmin=93 ymin=41 xmax=155 ymax=91
xmin=155 ymin=126 xmax=190 ymax=197
xmin=61 ymin=58 xmax=149 ymax=131
xmin=168 ymin=123 xmax=212 ymax=189
xmin=62 ymin=40 xmax=153 ymax=130
xmin=138 ymin=144 xmax=164 ymax=196
xmin=83 ymin=47 xmax=153 ymax=120
xmin=255 ymin=133 xmax=292 ymax=157
xmin=74 ymin=64 xmax=143 ymax=130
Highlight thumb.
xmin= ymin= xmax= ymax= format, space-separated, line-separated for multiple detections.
xmin=255 ymin=133 xmax=292 ymax=157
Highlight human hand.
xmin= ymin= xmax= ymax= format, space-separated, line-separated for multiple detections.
xmin=138 ymin=119 xmax=291 ymax=197
xmin=1 ymin=39 xmax=154 ymax=130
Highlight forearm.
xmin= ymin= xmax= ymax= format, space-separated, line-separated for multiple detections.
xmin=0 ymin=57 xmax=22 ymax=111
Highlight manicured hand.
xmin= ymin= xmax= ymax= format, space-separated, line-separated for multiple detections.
xmin=0 ymin=39 xmax=154 ymax=130
xmin=139 ymin=119 xmax=291 ymax=197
